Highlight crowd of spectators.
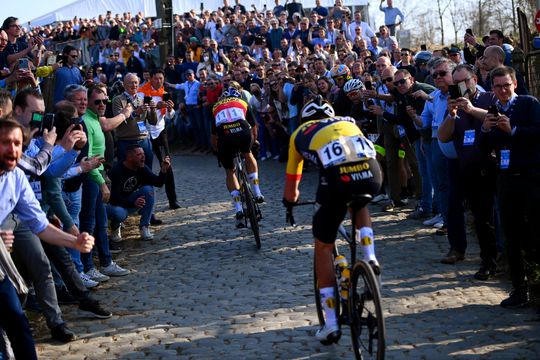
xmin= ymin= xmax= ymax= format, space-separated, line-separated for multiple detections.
xmin=0 ymin=0 xmax=539 ymax=357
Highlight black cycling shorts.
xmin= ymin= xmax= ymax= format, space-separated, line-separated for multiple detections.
xmin=217 ymin=120 xmax=253 ymax=169
xmin=313 ymin=158 xmax=382 ymax=244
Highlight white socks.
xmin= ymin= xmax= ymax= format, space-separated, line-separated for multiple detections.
xmin=230 ymin=190 xmax=242 ymax=213
xmin=248 ymin=172 xmax=262 ymax=197
xmin=319 ymin=287 xmax=338 ymax=327
xmin=356 ymin=227 xmax=377 ymax=263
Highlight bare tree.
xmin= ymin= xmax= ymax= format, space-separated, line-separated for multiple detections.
xmin=436 ymin=0 xmax=452 ymax=45
xmin=448 ymin=0 xmax=469 ymax=44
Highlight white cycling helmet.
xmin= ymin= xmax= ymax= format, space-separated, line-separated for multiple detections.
xmin=300 ymin=95 xmax=335 ymax=123
xmin=343 ymin=78 xmax=365 ymax=94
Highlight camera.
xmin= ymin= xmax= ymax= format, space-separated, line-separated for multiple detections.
xmin=143 ymin=96 xmax=152 ymax=105
xmin=254 ymin=36 xmax=265 ymax=45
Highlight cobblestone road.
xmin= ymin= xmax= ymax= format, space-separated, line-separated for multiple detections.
xmin=34 ymin=152 xmax=540 ymax=359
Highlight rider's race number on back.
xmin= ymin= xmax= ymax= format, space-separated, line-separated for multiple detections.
xmin=317 ymin=135 xmax=376 ymax=168
xmin=215 ymin=107 xmax=245 ymax=126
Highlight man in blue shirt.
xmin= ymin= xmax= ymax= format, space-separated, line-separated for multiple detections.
xmin=379 ymin=0 xmax=405 ymax=36
xmin=420 ymin=58 xmax=456 ymax=236
xmin=0 ymin=117 xmax=94 ymax=352
xmin=53 ymin=45 xmax=83 ymax=104
xmin=169 ymin=69 xmax=204 ymax=149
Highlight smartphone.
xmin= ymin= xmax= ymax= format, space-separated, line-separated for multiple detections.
xmin=18 ymin=58 xmax=29 ymax=70
xmin=30 ymin=112 xmax=43 ymax=129
xmin=162 ymin=93 xmax=171 ymax=102
xmin=200 ymin=2 xmax=204 ymax=11
xmin=46 ymin=55 xmax=57 ymax=66
xmin=70 ymin=117 xmax=81 ymax=130
xmin=367 ymin=99 xmax=375 ymax=107
xmin=42 ymin=113 xmax=55 ymax=132
xmin=364 ymin=80 xmax=373 ymax=91
xmin=487 ymin=105 xmax=499 ymax=116
xmin=420 ymin=44 xmax=427 ymax=51
xmin=448 ymin=84 xmax=462 ymax=99
xmin=466 ymin=28 xmax=473 ymax=36
xmin=457 ymin=81 xmax=467 ymax=97
xmin=143 ymin=96 xmax=152 ymax=105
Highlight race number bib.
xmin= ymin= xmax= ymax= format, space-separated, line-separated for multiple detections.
xmin=317 ymin=136 xmax=376 ymax=168
xmin=500 ymin=149 xmax=510 ymax=169
xmin=463 ymin=129 xmax=475 ymax=146
xmin=137 ymin=121 xmax=147 ymax=134
xmin=30 ymin=181 xmax=42 ymax=201
xmin=215 ymin=107 xmax=245 ymax=127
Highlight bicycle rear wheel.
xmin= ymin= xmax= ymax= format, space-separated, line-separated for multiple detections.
xmin=349 ymin=260 xmax=385 ymax=359
xmin=242 ymin=181 xmax=261 ymax=249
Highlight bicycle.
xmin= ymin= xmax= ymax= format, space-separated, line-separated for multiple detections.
xmin=286 ymin=195 xmax=385 ymax=359
xmin=234 ymin=153 xmax=262 ymax=249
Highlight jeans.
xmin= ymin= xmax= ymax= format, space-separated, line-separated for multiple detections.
xmin=0 ymin=277 xmax=37 ymax=360
xmin=174 ymin=112 xmax=193 ymax=144
xmin=9 ymin=219 xmax=63 ymax=329
xmin=107 ymin=186 xmax=155 ymax=228
xmin=62 ymin=188 xmax=83 ymax=273
xmin=430 ymin=139 xmax=449 ymax=223
xmin=151 ymin=133 xmax=177 ymax=203
xmin=79 ymin=178 xmax=112 ymax=271
xmin=186 ymin=105 xmax=205 ymax=147
xmin=117 ymin=136 xmax=153 ymax=169
xmin=416 ymin=140 xmax=433 ymax=213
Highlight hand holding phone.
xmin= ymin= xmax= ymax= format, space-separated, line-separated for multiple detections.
xmin=143 ymin=96 xmax=152 ymax=105
xmin=18 ymin=58 xmax=29 ymax=70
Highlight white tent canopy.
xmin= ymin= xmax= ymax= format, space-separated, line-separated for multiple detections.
xmin=28 ymin=0 xmax=368 ymax=27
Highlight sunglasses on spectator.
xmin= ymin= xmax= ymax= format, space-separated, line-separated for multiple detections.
xmin=393 ymin=78 xmax=409 ymax=86
xmin=270 ymin=82 xmax=278 ymax=86
xmin=94 ymin=99 xmax=108 ymax=105
xmin=382 ymin=77 xmax=394 ymax=83
xmin=333 ymin=75 xmax=346 ymax=81
xmin=432 ymin=71 xmax=448 ymax=79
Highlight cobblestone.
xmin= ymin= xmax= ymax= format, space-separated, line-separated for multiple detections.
xmin=30 ymin=152 xmax=540 ymax=359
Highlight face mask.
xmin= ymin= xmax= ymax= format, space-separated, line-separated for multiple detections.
xmin=203 ymin=56 xmax=210 ymax=62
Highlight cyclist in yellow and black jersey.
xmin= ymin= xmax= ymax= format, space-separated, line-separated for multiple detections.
xmin=282 ymin=96 xmax=382 ymax=344
xmin=211 ymin=87 xmax=264 ymax=228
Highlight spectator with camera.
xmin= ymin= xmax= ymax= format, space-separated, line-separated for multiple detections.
xmin=479 ymin=66 xmax=540 ymax=308
xmin=137 ymin=68 xmax=179 ymax=209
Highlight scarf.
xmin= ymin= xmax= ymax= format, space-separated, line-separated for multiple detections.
xmin=138 ymin=82 xmax=166 ymax=115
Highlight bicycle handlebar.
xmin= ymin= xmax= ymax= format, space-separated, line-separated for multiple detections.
xmin=285 ymin=201 xmax=316 ymax=227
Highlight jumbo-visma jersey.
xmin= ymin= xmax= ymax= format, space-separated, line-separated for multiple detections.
xmin=285 ymin=116 xmax=377 ymax=181
xmin=212 ymin=98 xmax=248 ymax=127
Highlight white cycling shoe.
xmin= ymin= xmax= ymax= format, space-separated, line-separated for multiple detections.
xmin=315 ymin=324 xmax=342 ymax=345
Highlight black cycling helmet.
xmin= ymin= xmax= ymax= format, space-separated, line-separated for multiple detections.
xmin=300 ymin=95 xmax=335 ymax=123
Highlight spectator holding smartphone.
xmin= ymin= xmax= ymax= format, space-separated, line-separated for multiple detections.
xmin=137 ymin=68 xmax=179 ymax=209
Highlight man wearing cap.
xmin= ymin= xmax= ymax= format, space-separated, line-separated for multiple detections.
xmin=167 ymin=70 xmax=203 ymax=150
xmin=448 ymin=47 xmax=464 ymax=65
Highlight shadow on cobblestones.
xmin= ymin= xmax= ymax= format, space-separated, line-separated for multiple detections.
xmin=32 ymin=153 xmax=540 ymax=359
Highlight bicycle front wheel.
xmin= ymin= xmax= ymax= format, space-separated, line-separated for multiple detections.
xmin=243 ymin=183 xmax=261 ymax=249
xmin=349 ymin=260 xmax=385 ymax=359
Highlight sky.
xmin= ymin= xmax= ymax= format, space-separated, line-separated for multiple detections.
xmin=5 ymin=0 xmax=393 ymax=25
xmin=4 ymin=0 xmax=78 ymax=24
